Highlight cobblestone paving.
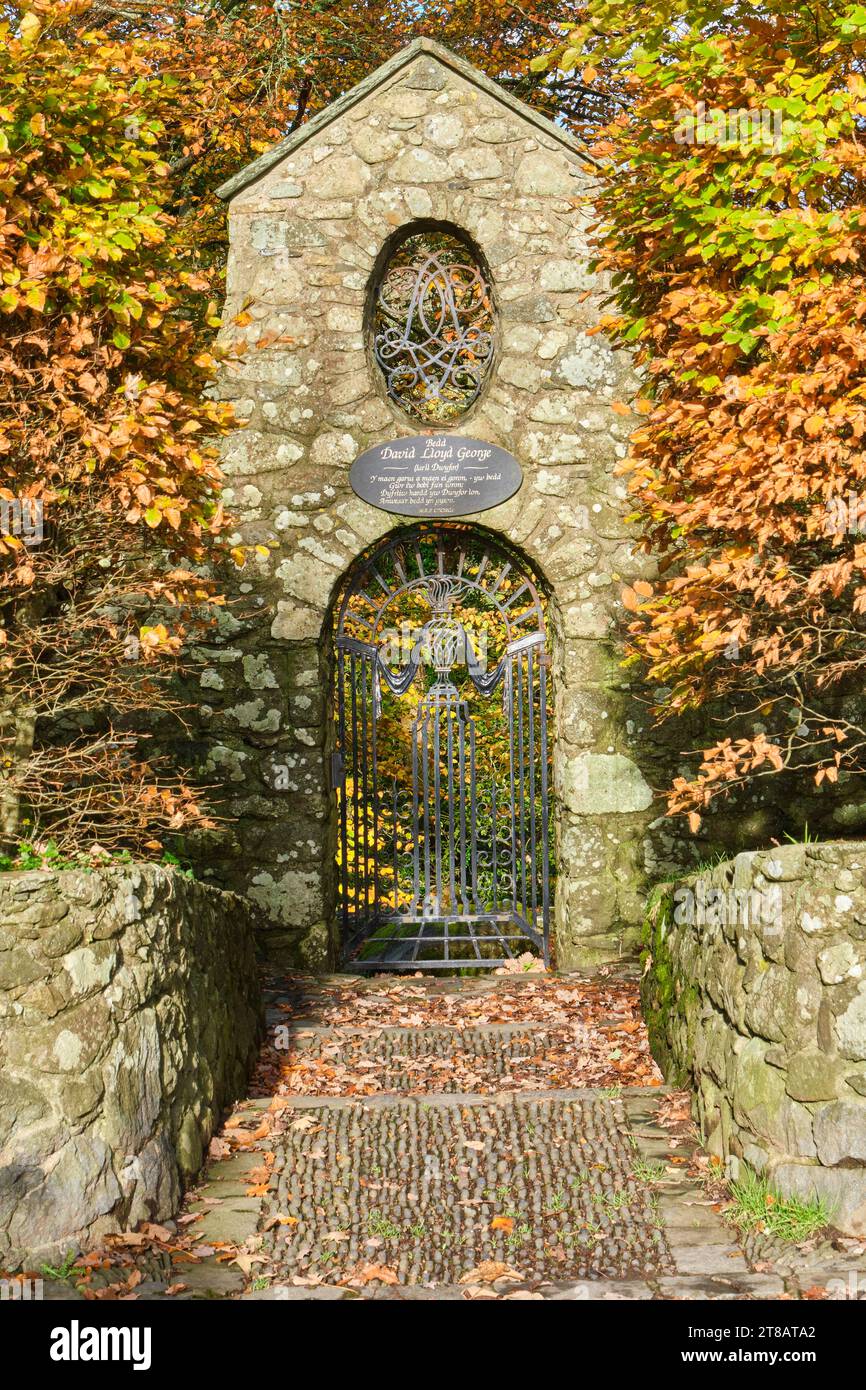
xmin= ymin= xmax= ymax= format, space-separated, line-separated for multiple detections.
xmin=285 ymin=1024 xmax=594 ymax=1093
xmin=262 ymin=1091 xmax=675 ymax=1284
xmin=46 ymin=972 xmax=866 ymax=1300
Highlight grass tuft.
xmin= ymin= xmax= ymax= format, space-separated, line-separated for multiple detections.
xmin=725 ymin=1166 xmax=831 ymax=1242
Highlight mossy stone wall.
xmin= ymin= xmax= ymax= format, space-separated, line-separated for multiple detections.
xmin=642 ymin=843 xmax=866 ymax=1235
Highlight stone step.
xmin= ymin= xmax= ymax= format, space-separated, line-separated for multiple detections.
xmin=241 ymin=1272 xmax=788 ymax=1301
xmin=258 ymin=1090 xmax=688 ymax=1287
xmin=176 ymin=1089 xmax=756 ymax=1297
xmin=267 ymin=1019 xmax=654 ymax=1094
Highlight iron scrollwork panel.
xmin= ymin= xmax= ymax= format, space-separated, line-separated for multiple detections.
xmin=372 ymin=233 xmax=494 ymax=422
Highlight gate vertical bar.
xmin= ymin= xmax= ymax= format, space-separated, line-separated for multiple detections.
xmin=539 ymin=650 xmax=551 ymax=964
xmin=527 ymin=645 xmax=538 ymax=930
xmin=349 ymin=653 xmax=361 ymax=924
xmin=470 ymin=722 xmax=479 ymax=913
xmin=516 ymin=651 xmax=527 ymax=920
xmin=507 ymin=658 xmax=518 ymax=918
xmin=457 ymin=707 xmax=469 ymax=915
xmin=490 ymin=777 xmax=498 ymax=912
xmin=446 ymin=694 xmax=456 ymax=913
xmin=359 ymin=652 xmax=370 ymax=916
xmin=370 ymin=655 xmax=380 ymax=918
xmin=433 ymin=704 xmax=442 ymax=913
xmin=411 ymin=716 xmax=421 ymax=914
xmin=336 ymin=646 xmax=349 ymax=937
xmin=421 ymin=711 xmax=431 ymax=910
xmin=392 ymin=775 xmax=399 ymax=914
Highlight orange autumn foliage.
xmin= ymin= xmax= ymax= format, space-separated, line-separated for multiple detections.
xmin=536 ymin=1 xmax=866 ymax=824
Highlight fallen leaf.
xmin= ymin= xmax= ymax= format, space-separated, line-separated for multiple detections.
xmin=459 ymin=1261 xmax=524 ymax=1285
xmin=229 ymin=1253 xmax=268 ymax=1274
xmin=140 ymin=1223 xmax=174 ymax=1242
xmin=343 ymin=1263 xmax=399 ymax=1286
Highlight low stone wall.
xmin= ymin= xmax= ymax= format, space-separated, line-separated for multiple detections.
xmin=641 ymin=843 xmax=866 ymax=1234
xmin=0 ymin=865 xmax=263 ymax=1270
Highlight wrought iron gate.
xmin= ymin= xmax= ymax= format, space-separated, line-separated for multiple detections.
xmin=333 ymin=525 xmax=551 ymax=971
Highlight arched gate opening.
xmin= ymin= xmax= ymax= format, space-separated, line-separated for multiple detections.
xmin=332 ymin=523 xmax=553 ymax=972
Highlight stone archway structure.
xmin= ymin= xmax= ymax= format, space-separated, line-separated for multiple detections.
xmin=209 ymin=38 xmax=657 ymax=971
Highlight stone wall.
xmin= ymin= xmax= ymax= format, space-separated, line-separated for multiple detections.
xmin=0 ymin=866 xmax=262 ymax=1271
xmin=642 ymin=843 xmax=866 ymax=1234
xmin=194 ymin=38 xmax=661 ymax=971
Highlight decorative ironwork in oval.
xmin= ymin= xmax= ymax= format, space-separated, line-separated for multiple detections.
xmin=372 ymin=230 xmax=494 ymax=422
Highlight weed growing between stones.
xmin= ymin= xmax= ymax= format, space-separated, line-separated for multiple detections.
xmin=40 ymin=1250 xmax=86 ymax=1284
xmin=725 ymin=1168 xmax=832 ymax=1243
xmin=0 ymin=840 xmax=196 ymax=877
xmin=632 ymin=1158 xmax=668 ymax=1183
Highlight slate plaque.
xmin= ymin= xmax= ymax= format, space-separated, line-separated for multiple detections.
xmin=349 ymin=435 xmax=523 ymax=518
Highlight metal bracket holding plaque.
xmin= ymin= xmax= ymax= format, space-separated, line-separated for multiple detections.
xmin=349 ymin=435 xmax=523 ymax=519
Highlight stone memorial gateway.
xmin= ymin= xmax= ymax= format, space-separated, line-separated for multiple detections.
xmin=8 ymin=33 xmax=866 ymax=1278
xmin=210 ymin=37 xmax=658 ymax=972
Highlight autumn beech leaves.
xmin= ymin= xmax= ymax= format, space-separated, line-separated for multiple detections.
xmin=536 ymin=0 xmax=866 ymax=828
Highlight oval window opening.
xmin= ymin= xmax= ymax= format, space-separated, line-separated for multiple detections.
xmin=372 ymin=229 xmax=494 ymax=423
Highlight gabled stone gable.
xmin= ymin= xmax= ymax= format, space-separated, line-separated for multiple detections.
xmin=206 ymin=42 xmax=661 ymax=970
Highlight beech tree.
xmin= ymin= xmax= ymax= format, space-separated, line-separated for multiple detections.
xmin=0 ymin=3 xmax=236 ymax=853
xmin=2 ymin=0 xmax=596 ymax=855
xmin=534 ymin=1 xmax=866 ymax=827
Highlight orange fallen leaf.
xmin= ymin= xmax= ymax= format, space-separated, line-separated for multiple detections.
xmin=344 ymin=1263 xmax=399 ymax=1286
xmin=229 ymin=1253 xmax=268 ymax=1274
xmin=459 ymin=1261 xmax=524 ymax=1285
xmin=140 ymin=1222 xmax=174 ymax=1242
xmin=490 ymin=1216 xmax=514 ymax=1233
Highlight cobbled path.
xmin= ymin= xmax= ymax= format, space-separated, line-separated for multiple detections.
xmin=285 ymin=1024 xmax=593 ymax=1092
xmin=263 ymin=1090 xmax=674 ymax=1284
xmin=169 ymin=975 xmax=812 ymax=1299
xmin=53 ymin=972 xmax=864 ymax=1300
